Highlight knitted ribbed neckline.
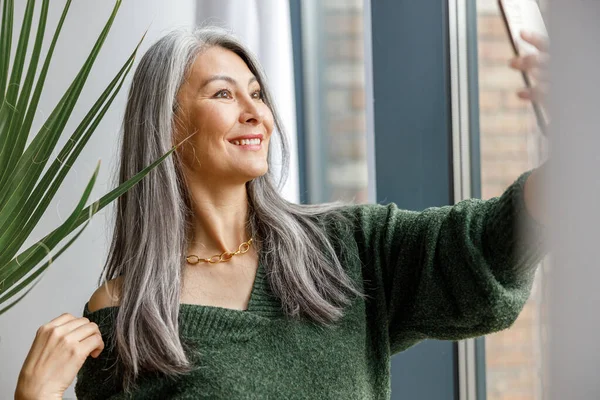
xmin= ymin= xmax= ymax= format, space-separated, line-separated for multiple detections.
xmin=83 ymin=261 xmax=283 ymax=342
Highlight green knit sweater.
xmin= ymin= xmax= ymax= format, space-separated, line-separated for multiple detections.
xmin=74 ymin=169 xmax=546 ymax=400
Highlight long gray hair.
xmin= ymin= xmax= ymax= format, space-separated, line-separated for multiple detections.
xmin=100 ymin=26 xmax=364 ymax=391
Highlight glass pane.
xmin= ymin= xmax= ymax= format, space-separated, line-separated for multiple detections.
xmin=301 ymin=0 xmax=368 ymax=203
xmin=476 ymin=1 xmax=550 ymax=399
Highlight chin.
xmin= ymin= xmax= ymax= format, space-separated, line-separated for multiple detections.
xmin=239 ymin=165 xmax=268 ymax=183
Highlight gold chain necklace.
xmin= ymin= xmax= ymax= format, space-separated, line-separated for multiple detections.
xmin=186 ymin=238 xmax=253 ymax=265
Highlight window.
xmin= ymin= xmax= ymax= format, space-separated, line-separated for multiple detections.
xmin=295 ymin=1 xmax=551 ymax=398
xmin=475 ymin=1 xmax=549 ymax=399
xmin=297 ymin=0 xmax=369 ymax=204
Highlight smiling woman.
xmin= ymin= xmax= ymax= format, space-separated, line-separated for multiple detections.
xmin=72 ymin=26 xmax=366 ymax=397
xmin=173 ymin=46 xmax=274 ymax=186
xmin=15 ymin=26 xmax=548 ymax=400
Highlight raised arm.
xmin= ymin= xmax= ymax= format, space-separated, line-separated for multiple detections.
xmin=347 ymin=168 xmax=547 ymax=353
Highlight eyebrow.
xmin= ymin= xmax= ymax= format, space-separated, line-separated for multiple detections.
xmin=200 ymin=75 xmax=258 ymax=89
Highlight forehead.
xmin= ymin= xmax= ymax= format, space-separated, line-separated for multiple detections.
xmin=188 ymin=46 xmax=256 ymax=83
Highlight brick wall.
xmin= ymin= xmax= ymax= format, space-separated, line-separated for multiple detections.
xmin=322 ymin=0 xmax=369 ymax=203
xmin=477 ymin=2 xmax=545 ymax=400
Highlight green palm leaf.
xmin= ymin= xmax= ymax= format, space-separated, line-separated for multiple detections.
xmin=0 ymin=142 xmax=180 ymax=296
xmin=0 ymin=32 xmax=143 ymax=267
xmin=0 ymin=1 xmax=181 ymax=314
xmin=0 ymin=160 xmax=101 ymax=309
xmin=0 ymin=0 xmax=13 ymax=99
xmin=0 ymin=219 xmax=91 ymax=315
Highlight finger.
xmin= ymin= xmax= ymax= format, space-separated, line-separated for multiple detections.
xmin=520 ymin=31 xmax=549 ymax=52
xmin=80 ymin=333 xmax=105 ymax=359
xmin=46 ymin=313 xmax=78 ymax=328
xmin=517 ymin=89 xmax=532 ymax=100
xmin=529 ymin=67 xmax=549 ymax=83
xmin=510 ymin=54 xmax=542 ymax=71
xmin=41 ymin=319 xmax=103 ymax=367
xmin=28 ymin=314 xmax=80 ymax=357
xmin=512 ymin=53 xmax=549 ymax=70
xmin=53 ymin=317 xmax=92 ymax=337
xmin=66 ymin=320 xmax=102 ymax=343
xmin=29 ymin=318 xmax=91 ymax=366
xmin=90 ymin=346 xmax=103 ymax=359
xmin=517 ymin=86 xmax=547 ymax=103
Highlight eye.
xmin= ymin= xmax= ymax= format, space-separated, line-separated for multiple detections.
xmin=214 ymin=89 xmax=232 ymax=99
xmin=251 ymin=89 xmax=263 ymax=100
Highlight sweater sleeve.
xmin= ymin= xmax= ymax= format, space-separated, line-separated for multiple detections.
xmin=346 ymin=168 xmax=548 ymax=354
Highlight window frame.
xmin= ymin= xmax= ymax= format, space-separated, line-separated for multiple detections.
xmin=292 ymin=0 xmax=486 ymax=398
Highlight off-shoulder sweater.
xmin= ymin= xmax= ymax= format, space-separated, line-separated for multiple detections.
xmin=74 ymin=169 xmax=547 ymax=399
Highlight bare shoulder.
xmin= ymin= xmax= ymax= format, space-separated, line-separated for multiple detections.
xmin=88 ymin=276 xmax=124 ymax=312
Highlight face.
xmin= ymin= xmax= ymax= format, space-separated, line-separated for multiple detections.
xmin=174 ymin=46 xmax=274 ymax=186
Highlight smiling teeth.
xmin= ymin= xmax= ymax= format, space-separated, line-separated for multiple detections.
xmin=232 ymin=138 xmax=261 ymax=146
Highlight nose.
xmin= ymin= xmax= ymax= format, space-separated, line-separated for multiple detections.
xmin=238 ymin=95 xmax=264 ymax=125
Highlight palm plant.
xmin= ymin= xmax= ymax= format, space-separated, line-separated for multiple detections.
xmin=0 ymin=0 xmax=179 ymax=314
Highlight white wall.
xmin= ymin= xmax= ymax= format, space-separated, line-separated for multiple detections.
xmin=546 ymin=1 xmax=600 ymax=399
xmin=0 ymin=1 xmax=196 ymax=398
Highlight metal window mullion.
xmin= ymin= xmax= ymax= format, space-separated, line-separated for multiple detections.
xmin=448 ymin=0 xmax=477 ymax=399
xmin=299 ymin=0 xmax=325 ymax=203
xmin=363 ymin=0 xmax=377 ymax=203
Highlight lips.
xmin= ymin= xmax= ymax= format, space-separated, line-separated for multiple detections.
xmin=228 ymin=134 xmax=263 ymax=141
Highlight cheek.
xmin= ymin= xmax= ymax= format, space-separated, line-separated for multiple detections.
xmin=263 ymin=108 xmax=275 ymax=135
xmin=194 ymin=103 xmax=238 ymax=134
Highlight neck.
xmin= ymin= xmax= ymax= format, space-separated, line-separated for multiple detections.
xmin=186 ymin=179 xmax=251 ymax=257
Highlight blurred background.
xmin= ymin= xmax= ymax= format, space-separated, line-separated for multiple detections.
xmin=1 ymin=0 xmax=597 ymax=399
xmin=300 ymin=1 xmax=549 ymax=399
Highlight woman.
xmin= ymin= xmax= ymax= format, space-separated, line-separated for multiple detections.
xmin=15 ymin=27 xmax=549 ymax=399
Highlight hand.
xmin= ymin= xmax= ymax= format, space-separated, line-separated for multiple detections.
xmin=15 ymin=313 xmax=104 ymax=400
xmin=509 ymin=30 xmax=550 ymax=105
